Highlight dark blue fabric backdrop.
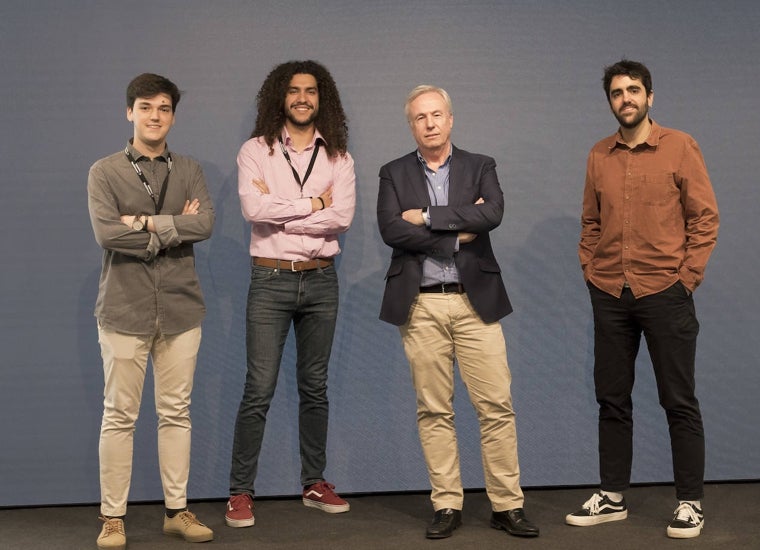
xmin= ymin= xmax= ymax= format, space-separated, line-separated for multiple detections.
xmin=1 ymin=0 xmax=758 ymax=507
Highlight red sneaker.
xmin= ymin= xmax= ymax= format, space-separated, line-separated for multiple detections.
xmin=225 ymin=493 xmax=255 ymax=527
xmin=302 ymin=481 xmax=350 ymax=513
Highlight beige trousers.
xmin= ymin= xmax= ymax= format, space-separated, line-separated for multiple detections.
xmin=97 ymin=324 xmax=201 ymax=516
xmin=400 ymin=293 xmax=524 ymax=512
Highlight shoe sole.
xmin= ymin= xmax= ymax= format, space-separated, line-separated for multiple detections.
xmin=225 ymin=515 xmax=255 ymax=528
xmin=163 ymin=529 xmax=214 ymax=543
xmin=489 ymin=519 xmax=539 ymax=537
xmin=565 ymin=510 xmax=628 ymax=526
xmin=426 ymin=519 xmax=462 ymax=539
xmin=425 ymin=531 xmax=457 ymax=539
xmin=302 ymin=498 xmax=350 ymax=513
xmin=667 ymin=521 xmax=703 ymax=539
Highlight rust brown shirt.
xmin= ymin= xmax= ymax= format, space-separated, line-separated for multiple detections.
xmin=579 ymin=120 xmax=719 ymax=298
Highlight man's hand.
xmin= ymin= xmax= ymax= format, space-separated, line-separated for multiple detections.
xmin=120 ymin=214 xmax=136 ymax=227
xmin=402 ymin=208 xmax=425 ymax=226
xmin=182 ymin=199 xmax=200 ymax=215
xmin=312 ymin=187 xmax=333 ymax=212
xmin=252 ymin=178 xmax=270 ymax=194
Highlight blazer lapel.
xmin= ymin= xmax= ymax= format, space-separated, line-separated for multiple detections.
xmin=402 ymin=151 xmax=431 ymax=206
xmin=447 ymin=145 xmax=467 ymax=205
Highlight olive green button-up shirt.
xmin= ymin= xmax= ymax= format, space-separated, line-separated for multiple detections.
xmin=579 ymin=120 xmax=719 ymax=298
xmin=88 ymin=142 xmax=214 ymax=335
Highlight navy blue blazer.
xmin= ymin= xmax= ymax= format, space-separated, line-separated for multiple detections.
xmin=377 ymin=145 xmax=512 ymax=326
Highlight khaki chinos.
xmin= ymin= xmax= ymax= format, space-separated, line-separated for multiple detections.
xmin=98 ymin=323 xmax=201 ymax=517
xmin=400 ymin=291 xmax=524 ymax=512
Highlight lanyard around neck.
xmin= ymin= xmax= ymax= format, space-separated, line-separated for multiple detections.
xmin=278 ymin=136 xmax=320 ymax=191
xmin=124 ymin=146 xmax=172 ymax=214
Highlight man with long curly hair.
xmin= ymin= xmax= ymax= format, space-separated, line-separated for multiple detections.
xmin=225 ymin=60 xmax=356 ymax=528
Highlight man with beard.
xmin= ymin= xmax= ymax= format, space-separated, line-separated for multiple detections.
xmin=225 ymin=60 xmax=356 ymax=528
xmin=567 ymin=59 xmax=719 ymax=539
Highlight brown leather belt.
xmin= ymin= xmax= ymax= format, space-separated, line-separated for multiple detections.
xmin=419 ymin=283 xmax=465 ymax=294
xmin=252 ymin=257 xmax=334 ymax=272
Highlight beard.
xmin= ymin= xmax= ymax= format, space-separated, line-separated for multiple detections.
xmin=285 ymin=105 xmax=318 ymax=128
xmin=614 ymin=102 xmax=649 ymax=129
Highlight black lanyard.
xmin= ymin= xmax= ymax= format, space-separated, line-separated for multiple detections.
xmin=278 ymin=136 xmax=320 ymax=191
xmin=124 ymin=147 xmax=173 ymax=214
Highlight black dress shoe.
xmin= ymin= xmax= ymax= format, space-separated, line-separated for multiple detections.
xmin=426 ymin=508 xmax=462 ymax=539
xmin=490 ymin=508 xmax=539 ymax=537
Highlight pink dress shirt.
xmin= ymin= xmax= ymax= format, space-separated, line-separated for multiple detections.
xmin=237 ymin=128 xmax=356 ymax=260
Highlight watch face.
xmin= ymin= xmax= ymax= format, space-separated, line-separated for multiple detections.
xmin=132 ymin=218 xmax=144 ymax=230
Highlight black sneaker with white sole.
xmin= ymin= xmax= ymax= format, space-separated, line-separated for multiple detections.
xmin=565 ymin=492 xmax=628 ymax=526
xmin=667 ymin=502 xmax=704 ymax=538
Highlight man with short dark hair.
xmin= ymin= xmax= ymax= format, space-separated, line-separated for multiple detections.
xmin=377 ymin=85 xmax=538 ymax=540
xmin=567 ymin=59 xmax=719 ymax=539
xmin=88 ymin=73 xmax=214 ymax=549
xmin=225 ymin=60 xmax=355 ymax=528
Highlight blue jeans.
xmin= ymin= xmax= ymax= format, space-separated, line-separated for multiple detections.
xmin=229 ymin=264 xmax=339 ymax=494
xmin=589 ymin=281 xmax=704 ymax=500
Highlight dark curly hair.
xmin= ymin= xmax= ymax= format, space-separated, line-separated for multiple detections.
xmin=250 ymin=60 xmax=349 ymax=158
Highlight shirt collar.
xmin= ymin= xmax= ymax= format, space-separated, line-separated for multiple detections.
xmin=280 ymin=127 xmax=325 ymax=150
xmin=608 ymin=119 xmax=661 ymax=152
xmin=416 ymin=144 xmax=453 ymax=169
xmin=127 ymin=139 xmax=170 ymax=162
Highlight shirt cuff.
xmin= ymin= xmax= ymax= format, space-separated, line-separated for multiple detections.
xmin=151 ymin=214 xmax=181 ymax=249
xmin=422 ymin=207 xmax=431 ymax=227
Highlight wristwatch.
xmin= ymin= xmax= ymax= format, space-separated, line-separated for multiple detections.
xmin=421 ymin=206 xmax=430 ymax=227
xmin=132 ymin=215 xmax=146 ymax=231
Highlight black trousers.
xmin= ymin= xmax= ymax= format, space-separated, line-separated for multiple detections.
xmin=589 ymin=281 xmax=704 ymax=500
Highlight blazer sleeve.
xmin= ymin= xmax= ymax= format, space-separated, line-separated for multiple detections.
xmin=428 ymin=153 xmax=504 ymax=234
xmin=377 ymin=159 xmax=458 ymax=258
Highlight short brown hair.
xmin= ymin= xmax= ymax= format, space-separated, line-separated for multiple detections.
xmin=126 ymin=73 xmax=181 ymax=111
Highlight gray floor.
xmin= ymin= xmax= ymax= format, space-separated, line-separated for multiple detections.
xmin=2 ymin=483 xmax=758 ymax=549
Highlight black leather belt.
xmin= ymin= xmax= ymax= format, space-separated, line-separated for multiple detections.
xmin=252 ymin=257 xmax=333 ymax=272
xmin=419 ymin=283 xmax=465 ymax=294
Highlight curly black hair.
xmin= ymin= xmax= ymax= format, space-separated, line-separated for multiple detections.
xmin=251 ymin=60 xmax=349 ymax=158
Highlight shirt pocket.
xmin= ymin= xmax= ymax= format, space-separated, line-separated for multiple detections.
xmin=636 ymin=172 xmax=679 ymax=206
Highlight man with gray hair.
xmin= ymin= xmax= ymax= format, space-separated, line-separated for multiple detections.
xmin=377 ymin=85 xmax=538 ymax=540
